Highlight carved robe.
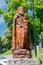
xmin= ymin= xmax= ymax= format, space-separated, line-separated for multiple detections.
xmin=12 ymin=14 xmax=32 ymax=52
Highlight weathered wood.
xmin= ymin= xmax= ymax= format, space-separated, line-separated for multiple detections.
xmin=12 ymin=6 xmax=32 ymax=58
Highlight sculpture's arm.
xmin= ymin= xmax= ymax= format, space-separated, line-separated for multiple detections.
xmin=25 ymin=18 xmax=32 ymax=50
xmin=24 ymin=17 xmax=32 ymax=50
xmin=26 ymin=19 xmax=32 ymax=50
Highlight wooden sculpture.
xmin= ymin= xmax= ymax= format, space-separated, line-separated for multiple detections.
xmin=12 ymin=6 xmax=32 ymax=58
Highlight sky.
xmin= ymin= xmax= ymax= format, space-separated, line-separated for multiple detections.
xmin=0 ymin=0 xmax=7 ymax=37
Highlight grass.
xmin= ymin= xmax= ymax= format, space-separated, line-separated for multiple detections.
xmin=37 ymin=48 xmax=43 ymax=65
xmin=32 ymin=48 xmax=43 ymax=65
xmin=3 ymin=50 xmax=12 ymax=55
xmin=0 ymin=48 xmax=43 ymax=65
xmin=0 ymin=49 xmax=12 ymax=57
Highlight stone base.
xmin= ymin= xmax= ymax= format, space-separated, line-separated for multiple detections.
xmin=7 ymin=57 xmax=40 ymax=65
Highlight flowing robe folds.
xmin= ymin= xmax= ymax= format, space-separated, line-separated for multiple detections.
xmin=12 ymin=14 xmax=32 ymax=52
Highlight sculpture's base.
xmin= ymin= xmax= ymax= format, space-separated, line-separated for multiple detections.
xmin=7 ymin=58 xmax=40 ymax=65
xmin=12 ymin=49 xmax=31 ymax=58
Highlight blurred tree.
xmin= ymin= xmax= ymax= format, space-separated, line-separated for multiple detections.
xmin=1 ymin=30 xmax=12 ymax=52
xmin=34 ymin=0 xmax=43 ymax=46
xmin=40 ymin=32 xmax=43 ymax=47
xmin=0 ymin=37 xmax=2 ymax=53
xmin=0 ymin=8 xmax=3 ymax=15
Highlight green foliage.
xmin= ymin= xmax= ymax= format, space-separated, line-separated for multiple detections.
xmin=34 ymin=0 xmax=43 ymax=45
xmin=40 ymin=32 xmax=43 ymax=47
xmin=7 ymin=0 xmax=29 ymax=12
xmin=41 ymin=32 xmax=43 ymax=39
xmin=6 ymin=0 xmax=11 ymax=3
xmin=0 ymin=9 xmax=3 ymax=14
xmin=34 ymin=18 xmax=40 ymax=33
xmin=1 ymin=30 xmax=12 ymax=52
xmin=3 ymin=11 xmax=15 ymax=28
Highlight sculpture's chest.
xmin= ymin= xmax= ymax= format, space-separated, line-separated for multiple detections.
xmin=16 ymin=16 xmax=28 ymax=30
xmin=16 ymin=16 xmax=24 ymax=25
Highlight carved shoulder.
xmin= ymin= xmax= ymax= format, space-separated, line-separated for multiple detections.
xmin=23 ymin=16 xmax=29 ymax=23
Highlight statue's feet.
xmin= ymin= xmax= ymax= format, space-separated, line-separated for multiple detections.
xmin=12 ymin=49 xmax=32 ymax=58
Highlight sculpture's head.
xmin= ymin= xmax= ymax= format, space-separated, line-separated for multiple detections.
xmin=17 ymin=6 xmax=24 ymax=15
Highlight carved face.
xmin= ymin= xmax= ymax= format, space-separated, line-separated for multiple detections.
xmin=17 ymin=6 xmax=24 ymax=14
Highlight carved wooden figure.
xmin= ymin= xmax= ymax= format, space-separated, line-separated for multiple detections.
xmin=12 ymin=6 xmax=32 ymax=58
